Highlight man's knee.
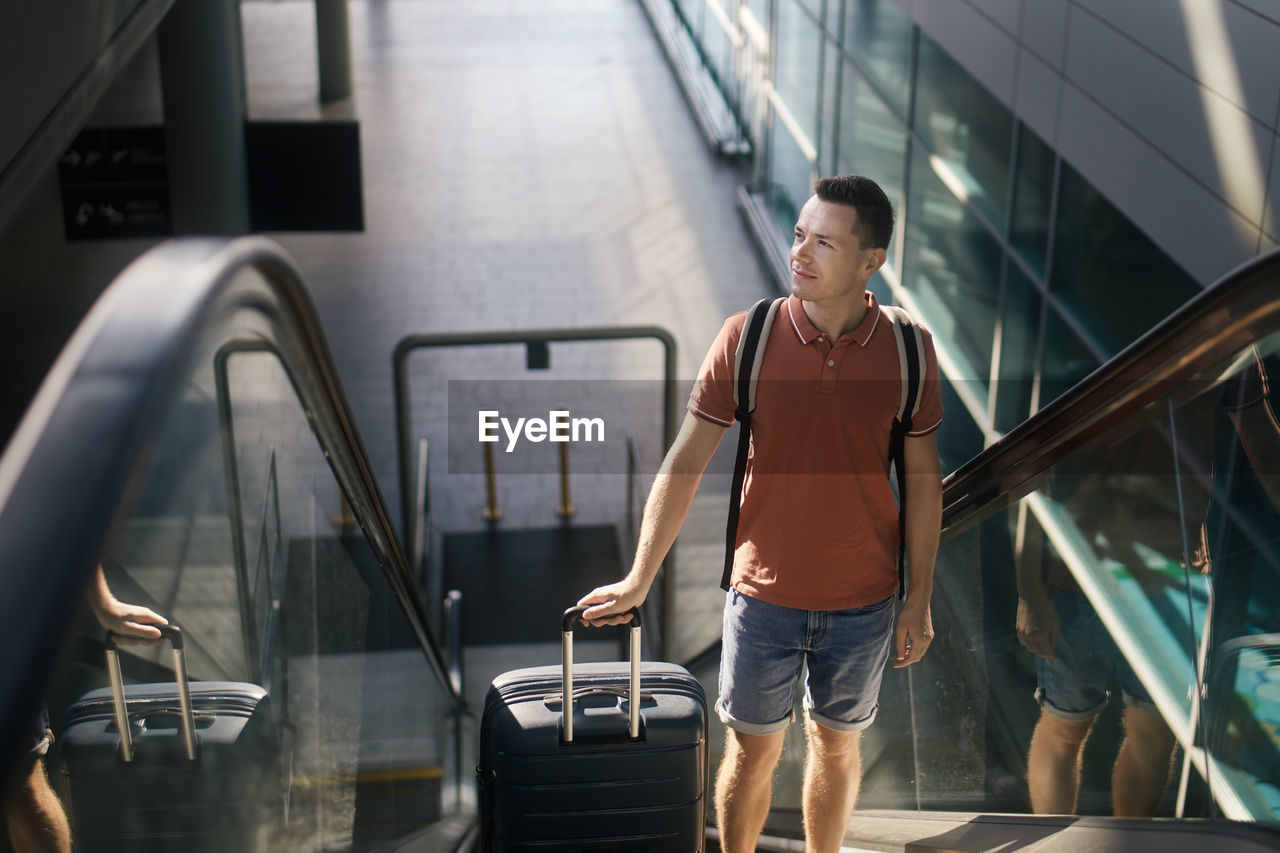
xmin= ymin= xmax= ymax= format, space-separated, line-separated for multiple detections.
xmin=723 ymin=727 xmax=786 ymax=773
xmin=1034 ymin=709 xmax=1094 ymax=748
xmin=805 ymin=717 xmax=861 ymax=754
xmin=1122 ymin=705 xmax=1174 ymax=752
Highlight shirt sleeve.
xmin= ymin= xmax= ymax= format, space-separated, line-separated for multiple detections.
xmin=686 ymin=313 xmax=743 ymax=428
xmin=908 ymin=325 xmax=944 ymax=437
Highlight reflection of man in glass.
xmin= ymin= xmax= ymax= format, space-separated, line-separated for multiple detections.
xmin=1016 ymin=503 xmax=1176 ymax=816
xmin=4 ymin=566 xmax=165 ymax=852
xmin=1195 ymin=347 xmax=1280 ymax=794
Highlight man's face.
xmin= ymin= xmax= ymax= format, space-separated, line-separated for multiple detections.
xmin=789 ymin=195 xmax=884 ymax=305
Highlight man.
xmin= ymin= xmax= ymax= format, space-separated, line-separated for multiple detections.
xmin=4 ymin=566 xmax=166 ymax=852
xmin=579 ymin=175 xmax=943 ymax=853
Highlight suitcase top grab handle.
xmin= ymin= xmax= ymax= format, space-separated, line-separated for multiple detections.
xmin=105 ymin=622 xmax=198 ymax=763
xmin=561 ymin=605 xmax=641 ymax=743
xmin=561 ymin=605 xmax=641 ymax=632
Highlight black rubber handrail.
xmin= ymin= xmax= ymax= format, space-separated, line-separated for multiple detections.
xmin=0 ymin=237 xmax=464 ymax=773
xmin=941 ymin=245 xmax=1280 ymax=535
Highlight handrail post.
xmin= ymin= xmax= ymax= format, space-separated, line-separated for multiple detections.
xmin=414 ymin=438 xmax=430 ymax=589
xmin=444 ymin=589 xmax=463 ymax=695
xmin=482 ymin=443 xmax=502 ymax=522
xmin=555 ymin=441 xmax=575 ymax=518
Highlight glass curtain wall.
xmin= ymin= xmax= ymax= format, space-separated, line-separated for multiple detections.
xmin=674 ymin=0 xmax=1201 ymax=442
xmin=658 ymin=0 xmax=1252 ymax=829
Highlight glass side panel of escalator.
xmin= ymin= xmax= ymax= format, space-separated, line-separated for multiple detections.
xmin=682 ymin=329 xmax=1280 ymax=835
xmin=17 ymin=269 xmax=469 ymax=852
xmin=922 ymin=329 xmax=1280 ymax=823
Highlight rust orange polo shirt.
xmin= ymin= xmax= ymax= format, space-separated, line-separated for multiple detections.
xmin=688 ymin=293 xmax=943 ymax=610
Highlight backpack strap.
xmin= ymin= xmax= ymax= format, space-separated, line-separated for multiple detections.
xmin=721 ymin=297 xmax=785 ymax=591
xmin=885 ymin=305 xmax=924 ymax=599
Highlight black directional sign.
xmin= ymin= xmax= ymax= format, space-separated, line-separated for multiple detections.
xmin=58 ymin=127 xmax=172 ymax=241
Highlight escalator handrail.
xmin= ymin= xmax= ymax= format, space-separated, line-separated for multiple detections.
xmin=941 ymin=245 xmax=1280 ymax=534
xmin=0 ymin=238 xmax=464 ymax=763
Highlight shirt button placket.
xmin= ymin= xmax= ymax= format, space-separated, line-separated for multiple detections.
xmin=820 ymin=344 xmax=838 ymax=392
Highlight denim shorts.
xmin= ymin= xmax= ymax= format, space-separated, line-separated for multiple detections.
xmin=1036 ymin=586 xmax=1156 ymax=720
xmin=717 ymin=589 xmax=895 ymax=735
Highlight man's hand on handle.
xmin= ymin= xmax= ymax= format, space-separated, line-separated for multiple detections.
xmin=577 ymin=579 xmax=645 ymax=627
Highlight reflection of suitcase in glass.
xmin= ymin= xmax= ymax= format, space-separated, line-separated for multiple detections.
xmin=58 ymin=625 xmax=286 ymax=852
xmin=478 ymin=607 xmax=708 ymax=852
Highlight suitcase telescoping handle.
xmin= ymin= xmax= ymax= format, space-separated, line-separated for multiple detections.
xmin=561 ymin=605 xmax=642 ymax=743
xmin=105 ymin=623 xmax=198 ymax=763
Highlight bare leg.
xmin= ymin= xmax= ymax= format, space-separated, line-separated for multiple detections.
xmin=714 ymin=728 xmax=786 ymax=853
xmin=1027 ymin=710 xmax=1093 ymax=814
xmin=3 ymin=758 xmax=72 ymax=853
xmin=1112 ymin=705 xmax=1175 ymax=817
xmin=802 ymin=717 xmax=862 ymax=853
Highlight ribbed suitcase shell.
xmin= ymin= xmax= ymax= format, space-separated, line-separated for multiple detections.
xmin=59 ymin=681 xmax=282 ymax=852
xmin=479 ymin=661 xmax=708 ymax=852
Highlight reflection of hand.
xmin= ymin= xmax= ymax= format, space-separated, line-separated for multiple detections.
xmin=1192 ymin=524 xmax=1212 ymax=576
xmin=91 ymin=596 xmax=168 ymax=645
xmin=1017 ymin=593 xmax=1060 ymax=660
xmin=577 ymin=581 xmax=643 ymax=627
xmin=89 ymin=564 xmax=167 ymax=644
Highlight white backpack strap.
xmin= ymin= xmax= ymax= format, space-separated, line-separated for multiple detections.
xmin=885 ymin=304 xmax=925 ymax=426
xmin=731 ymin=297 xmax=786 ymax=418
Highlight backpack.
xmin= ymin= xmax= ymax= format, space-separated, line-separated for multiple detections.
xmin=720 ymin=296 xmax=925 ymax=599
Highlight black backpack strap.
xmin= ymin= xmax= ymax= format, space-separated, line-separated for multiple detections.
xmin=721 ymin=297 xmax=784 ymax=591
xmin=886 ymin=305 xmax=924 ymax=600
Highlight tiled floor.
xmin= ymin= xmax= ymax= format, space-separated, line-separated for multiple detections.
xmin=235 ymin=0 xmax=774 ymax=524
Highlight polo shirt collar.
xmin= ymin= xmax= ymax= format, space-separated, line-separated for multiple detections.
xmin=787 ymin=292 xmax=882 ymax=348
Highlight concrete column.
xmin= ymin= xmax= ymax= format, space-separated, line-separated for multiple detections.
xmin=316 ymin=0 xmax=353 ymax=103
xmin=157 ymin=0 xmax=250 ymax=235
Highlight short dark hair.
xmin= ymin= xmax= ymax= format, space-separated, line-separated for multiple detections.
xmin=813 ymin=175 xmax=894 ymax=250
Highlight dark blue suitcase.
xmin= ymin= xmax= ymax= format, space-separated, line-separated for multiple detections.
xmin=57 ymin=625 xmax=286 ymax=852
xmin=479 ymin=607 xmax=708 ymax=852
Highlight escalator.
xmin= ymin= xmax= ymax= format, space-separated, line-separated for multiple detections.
xmin=0 ymin=238 xmax=475 ymax=851
xmin=4 ymin=235 xmax=1280 ymax=851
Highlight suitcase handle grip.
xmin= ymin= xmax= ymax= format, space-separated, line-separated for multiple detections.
xmin=561 ymin=606 xmax=642 ymax=743
xmin=105 ymin=622 xmax=183 ymax=650
xmin=561 ymin=605 xmax=641 ymax=632
xmin=106 ymin=622 xmax=198 ymax=763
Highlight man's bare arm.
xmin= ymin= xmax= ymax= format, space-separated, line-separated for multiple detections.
xmin=88 ymin=564 xmax=168 ymax=642
xmin=579 ymin=411 xmax=725 ymax=625
xmin=894 ymin=432 xmax=941 ymax=667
